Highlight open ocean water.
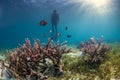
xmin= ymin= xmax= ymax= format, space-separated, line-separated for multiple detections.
xmin=0 ymin=0 xmax=120 ymax=49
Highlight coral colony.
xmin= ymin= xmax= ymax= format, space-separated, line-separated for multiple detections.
xmin=80 ymin=37 xmax=109 ymax=68
xmin=0 ymin=38 xmax=71 ymax=80
xmin=0 ymin=37 xmax=110 ymax=79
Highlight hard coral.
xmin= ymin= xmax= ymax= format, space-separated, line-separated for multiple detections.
xmin=1 ymin=38 xmax=71 ymax=79
xmin=80 ymin=37 xmax=109 ymax=68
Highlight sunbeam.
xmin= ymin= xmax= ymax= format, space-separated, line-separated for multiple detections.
xmin=73 ymin=0 xmax=111 ymax=15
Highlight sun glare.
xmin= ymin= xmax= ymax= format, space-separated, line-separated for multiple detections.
xmin=89 ymin=0 xmax=108 ymax=8
xmin=74 ymin=0 xmax=111 ymax=15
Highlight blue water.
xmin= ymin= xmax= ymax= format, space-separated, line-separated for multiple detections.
xmin=0 ymin=0 xmax=120 ymax=49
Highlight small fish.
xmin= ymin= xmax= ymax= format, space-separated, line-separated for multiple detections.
xmin=50 ymin=36 xmax=54 ymax=39
xmin=67 ymin=35 xmax=71 ymax=38
xmin=57 ymin=33 xmax=61 ymax=36
xmin=65 ymin=26 xmax=68 ymax=30
xmin=49 ymin=30 xmax=52 ymax=33
xmin=39 ymin=20 xmax=47 ymax=26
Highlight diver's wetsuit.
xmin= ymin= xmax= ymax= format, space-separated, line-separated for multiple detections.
xmin=51 ymin=10 xmax=59 ymax=39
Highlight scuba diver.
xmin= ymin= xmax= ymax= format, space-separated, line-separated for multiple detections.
xmin=51 ymin=10 xmax=59 ymax=40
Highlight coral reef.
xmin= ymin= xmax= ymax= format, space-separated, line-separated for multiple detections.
xmin=80 ymin=37 xmax=110 ymax=68
xmin=49 ymin=42 xmax=120 ymax=80
xmin=1 ymin=38 xmax=120 ymax=80
xmin=0 ymin=38 xmax=71 ymax=80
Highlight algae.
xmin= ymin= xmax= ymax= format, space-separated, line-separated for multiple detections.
xmin=49 ymin=42 xmax=120 ymax=80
